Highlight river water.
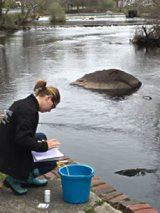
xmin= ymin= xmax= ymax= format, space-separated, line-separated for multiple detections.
xmin=0 ymin=16 xmax=160 ymax=210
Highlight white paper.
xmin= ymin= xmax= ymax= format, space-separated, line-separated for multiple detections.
xmin=32 ymin=148 xmax=64 ymax=162
xmin=37 ymin=203 xmax=49 ymax=208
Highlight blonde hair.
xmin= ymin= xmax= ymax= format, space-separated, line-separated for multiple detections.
xmin=33 ymin=80 xmax=60 ymax=104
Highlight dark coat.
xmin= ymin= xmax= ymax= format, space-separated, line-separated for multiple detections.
xmin=0 ymin=94 xmax=48 ymax=181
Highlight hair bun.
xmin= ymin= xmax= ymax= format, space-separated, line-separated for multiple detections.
xmin=33 ymin=80 xmax=47 ymax=92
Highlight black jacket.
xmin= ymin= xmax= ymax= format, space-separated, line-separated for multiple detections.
xmin=0 ymin=94 xmax=48 ymax=180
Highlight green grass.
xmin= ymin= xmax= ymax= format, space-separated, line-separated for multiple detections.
xmin=0 ymin=172 xmax=6 ymax=181
xmin=84 ymin=200 xmax=104 ymax=213
xmin=85 ymin=206 xmax=95 ymax=213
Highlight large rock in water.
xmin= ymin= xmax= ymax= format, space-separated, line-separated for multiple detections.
xmin=71 ymin=69 xmax=142 ymax=96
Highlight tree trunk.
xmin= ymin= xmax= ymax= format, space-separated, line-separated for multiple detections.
xmin=115 ymin=0 xmax=119 ymax=8
xmin=0 ymin=0 xmax=2 ymax=18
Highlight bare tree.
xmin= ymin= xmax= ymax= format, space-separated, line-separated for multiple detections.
xmin=0 ymin=0 xmax=2 ymax=18
xmin=16 ymin=0 xmax=51 ymax=24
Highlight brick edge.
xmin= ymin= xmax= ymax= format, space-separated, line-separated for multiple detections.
xmin=91 ymin=175 xmax=159 ymax=213
xmin=53 ymin=157 xmax=159 ymax=213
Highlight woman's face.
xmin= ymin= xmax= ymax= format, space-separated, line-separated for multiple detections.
xmin=38 ymin=96 xmax=56 ymax=113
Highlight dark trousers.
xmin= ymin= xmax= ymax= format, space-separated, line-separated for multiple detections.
xmin=32 ymin=132 xmax=57 ymax=176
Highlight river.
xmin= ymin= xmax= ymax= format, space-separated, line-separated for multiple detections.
xmin=0 ymin=15 xmax=160 ymax=210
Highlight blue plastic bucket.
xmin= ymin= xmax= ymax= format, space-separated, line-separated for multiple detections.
xmin=58 ymin=164 xmax=94 ymax=204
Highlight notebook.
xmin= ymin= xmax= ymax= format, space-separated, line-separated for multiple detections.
xmin=32 ymin=148 xmax=64 ymax=162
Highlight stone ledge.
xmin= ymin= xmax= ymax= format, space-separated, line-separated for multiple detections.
xmin=118 ymin=200 xmax=159 ymax=213
xmin=0 ymin=157 xmax=159 ymax=213
xmin=51 ymin=157 xmax=159 ymax=213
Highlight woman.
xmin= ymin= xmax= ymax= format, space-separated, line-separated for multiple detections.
xmin=0 ymin=80 xmax=61 ymax=195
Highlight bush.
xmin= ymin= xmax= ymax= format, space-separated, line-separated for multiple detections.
xmin=0 ymin=172 xmax=6 ymax=181
xmin=132 ymin=25 xmax=160 ymax=48
xmin=0 ymin=13 xmax=24 ymax=27
xmin=98 ymin=0 xmax=114 ymax=12
xmin=48 ymin=2 xmax=65 ymax=24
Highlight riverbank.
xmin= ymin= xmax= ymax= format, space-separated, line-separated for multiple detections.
xmin=0 ymin=156 xmax=159 ymax=213
xmin=33 ymin=12 xmax=155 ymax=27
xmin=0 ymin=12 xmax=155 ymax=37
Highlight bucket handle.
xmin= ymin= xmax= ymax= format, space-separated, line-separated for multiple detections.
xmin=57 ymin=162 xmax=70 ymax=176
xmin=58 ymin=162 xmax=94 ymax=177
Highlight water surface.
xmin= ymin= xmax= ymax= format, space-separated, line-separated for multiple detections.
xmin=0 ymin=23 xmax=160 ymax=210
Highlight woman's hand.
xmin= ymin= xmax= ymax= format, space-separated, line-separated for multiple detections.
xmin=47 ymin=139 xmax=60 ymax=150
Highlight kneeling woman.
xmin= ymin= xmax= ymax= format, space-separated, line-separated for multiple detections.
xmin=0 ymin=80 xmax=61 ymax=195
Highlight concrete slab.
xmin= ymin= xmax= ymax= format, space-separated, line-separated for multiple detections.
xmin=0 ymin=177 xmax=122 ymax=213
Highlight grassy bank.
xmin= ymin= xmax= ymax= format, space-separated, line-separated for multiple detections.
xmin=0 ymin=172 xmax=6 ymax=181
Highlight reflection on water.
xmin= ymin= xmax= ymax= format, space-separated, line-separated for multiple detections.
xmin=0 ymin=24 xmax=160 ymax=210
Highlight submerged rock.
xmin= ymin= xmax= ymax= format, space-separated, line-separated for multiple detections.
xmin=115 ymin=168 xmax=157 ymax=177
xmin=71 ymin=69 xmax=141 ymax=96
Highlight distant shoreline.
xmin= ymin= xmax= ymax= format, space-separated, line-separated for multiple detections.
xmin=37 ymin=13 xmax=155 ymax=27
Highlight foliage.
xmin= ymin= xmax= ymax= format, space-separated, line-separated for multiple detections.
xmin=0 ymin=172 xmax=6 ymax=181
xmin=48 ymin=2 xmax=65 ymax=23
xmin=59 ymin=0 xmax=115 ymax=12
xmin=127 ymin=0 xmax=160 ymax=19
xmin=85 ymin=206 xmax=96 ymax=213
xmin=149 ymin=0 xmax=160 ymax=19
xmin=98 ymin=0 xmax=114 ymax=11
xmin=84 ymin=200 xmax=104 ymax=213
xmin=0 ymin=0 xmax=66 ymax=27
xmin=0 ymin=13 xmax=24 ymax=32
xmin=3 ymin=0 xmax=17 ymax=9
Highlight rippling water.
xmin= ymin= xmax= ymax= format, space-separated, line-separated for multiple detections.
xmin=0 ymin=23 xmax=160 ymax=210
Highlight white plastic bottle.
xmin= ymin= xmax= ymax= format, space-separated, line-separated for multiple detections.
xmin=44 ymin=190 xmax=51 ymax=203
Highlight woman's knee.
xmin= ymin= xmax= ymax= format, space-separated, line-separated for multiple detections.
xmin=35 ymin=132 xmax=47 ymax=141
